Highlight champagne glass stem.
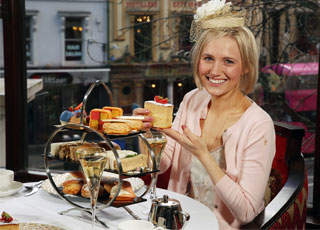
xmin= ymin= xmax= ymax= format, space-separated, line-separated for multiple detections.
xmin=150 ymin=173 xmax=158 ymax=199
xmin=90 ymin=189 xmax=97 ymax=230
xmin=91 ymin=205 xmax=96 ymax=230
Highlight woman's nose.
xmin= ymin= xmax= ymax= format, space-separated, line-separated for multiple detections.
xmin=210 ymin=62 xmax=222 ymax=76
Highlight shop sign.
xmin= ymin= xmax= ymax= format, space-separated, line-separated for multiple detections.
xmin=126 ymin=0 xmax=159 ymax=12
xmin=30 ymin=73 xmax=73 ymax=85
xmin=65 ymin=41 xmax=82 ymax=61
xmin=171 ymin=0 xmax=201 ymax=12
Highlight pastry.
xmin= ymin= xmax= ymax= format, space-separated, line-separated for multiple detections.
xmin=89 ymin=109 xmax=113 ymax=132
xmin=144 ymin=96 xmax=174 ymax=128
xmin=124 ymin=120 xmax=143 ymax=131
xmin=81 ymin=184 xmax=104 ymax=198
xmin=69 ymin=170 xmax=87 ymax=183
xmin=102 ymin=122 xmax=131 ymax=135
xmin=0 ymin=212 xmax=18 ymax=230
xmin=102 ymin=179 xmax=136 ymax=201
xmin=109 ymin=181 xmax=136 ymax=201
xmin=62 ymin=179 xmax=83 ymax=195
xmin=101 ymin=177 xmax=118 ymax=194
xmin=0 ymin=224 xmax=19 ymax=230
xmin=102 ymin=106 xmax=123 ymax=118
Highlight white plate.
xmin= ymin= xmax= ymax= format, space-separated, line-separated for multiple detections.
xmin=42 ymin=172 xmax=144 ymax=195
xmin=0 ymin=181 xmax=23 ymax=197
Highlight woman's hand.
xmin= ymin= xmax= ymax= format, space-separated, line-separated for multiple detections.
xmin=160 ymin=125 xmax=224 ymax=185
xmin=160 ymin=125 xmax=210 ymax=160
xmin=133 ymin=107 xmax=153 ymax=129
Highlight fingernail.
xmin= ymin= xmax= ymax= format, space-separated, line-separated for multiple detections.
xmin=181 ymin=125 xmax=186 ymax=130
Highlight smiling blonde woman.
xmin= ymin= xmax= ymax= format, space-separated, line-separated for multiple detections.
xmin=133 ymin=1 xmax=275 ymax=229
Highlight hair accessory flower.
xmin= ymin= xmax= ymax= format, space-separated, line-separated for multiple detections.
xmin=190 ymin=0 xmax=246 ymax=42
xmin=194 ymin=0 xmax=231 ymax=22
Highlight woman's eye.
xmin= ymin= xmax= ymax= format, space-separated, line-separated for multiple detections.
xmin=225 ymin=60 xmax=234 ymax=64
xmin=204 ymin=56 xmax=213 ymax=61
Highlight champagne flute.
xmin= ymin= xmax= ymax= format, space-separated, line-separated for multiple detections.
xmin=143 ymin=131 xmax=167 ymax=199
xmin=78 ymin=150 xmax=107 ymax=230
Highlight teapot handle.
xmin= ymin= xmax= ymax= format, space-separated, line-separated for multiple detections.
xmin=173 ymin=210 xmax=190 ymax=230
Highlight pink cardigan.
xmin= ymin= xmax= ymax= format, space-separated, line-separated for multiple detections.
xmin=159 ymin=88 xmax=275 ymax=228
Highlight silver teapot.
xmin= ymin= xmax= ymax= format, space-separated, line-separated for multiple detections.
xmin=149 ymin=195 xmax=190 ymax=230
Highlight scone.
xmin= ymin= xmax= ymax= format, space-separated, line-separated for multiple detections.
xmin=62 ymin=179 xmax=83 ymax=195
xmin=144 ymin=96 xmax=173 ymax=128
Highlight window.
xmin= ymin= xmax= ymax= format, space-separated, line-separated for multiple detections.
xmin=65 ymin=17 xmax=83 ymax=61
xmin=25 ymin=16 xmax=31 ymax=62
xmin=134 ymin=15 xmax=152 ymax=62
xmin=25 ymin=11 xmax=38 ymax=64
xmin=178 ymin=14 xmax=193 ymax=51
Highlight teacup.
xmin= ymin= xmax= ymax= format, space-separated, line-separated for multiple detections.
xmin=0 ymin=169 xmax=14 ymax=190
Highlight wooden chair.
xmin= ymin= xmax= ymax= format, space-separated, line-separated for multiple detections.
xmin=154 ymin=121 xmax=307 ymax=229
xmin=243 ymin=121 xmax=307 ymax=229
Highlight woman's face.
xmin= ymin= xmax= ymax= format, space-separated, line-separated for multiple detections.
xmin=198 ymin=36 xmax=244 ymax=98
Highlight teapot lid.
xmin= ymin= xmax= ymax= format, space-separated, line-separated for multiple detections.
xmin=153 ymin=195 xmax=181 ymax=207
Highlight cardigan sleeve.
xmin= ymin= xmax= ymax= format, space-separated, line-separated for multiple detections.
xmin=214 ymin=120 xmax=275 ymax=224
xmin=159 ymin=95 xmax=186 ymax=174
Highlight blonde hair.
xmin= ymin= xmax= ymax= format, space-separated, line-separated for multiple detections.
xmin=191 ymin=26 xmax=259 ymax=94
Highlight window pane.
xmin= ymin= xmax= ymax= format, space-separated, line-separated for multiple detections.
xmin=134 ymin=15 xmax=152 ymax=62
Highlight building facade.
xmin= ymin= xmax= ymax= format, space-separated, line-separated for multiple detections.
xmin=0 ymin=0 xmax=110 ymax=84
xmin=108 ymin=0 xmax=200 ymax=110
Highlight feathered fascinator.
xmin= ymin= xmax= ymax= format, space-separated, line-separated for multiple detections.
xmin=190 ymin=0 xmax=247 ymax=42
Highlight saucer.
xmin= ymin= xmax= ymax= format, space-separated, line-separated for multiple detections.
xmin=0 ymin=181 xmax=23 ymax=197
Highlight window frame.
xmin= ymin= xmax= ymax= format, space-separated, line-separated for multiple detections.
xmin=58 ymin=11 xmax=91 ymax=66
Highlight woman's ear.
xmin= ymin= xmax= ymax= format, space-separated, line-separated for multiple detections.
xmin=243 ymin=67 xmax=249 ymax=75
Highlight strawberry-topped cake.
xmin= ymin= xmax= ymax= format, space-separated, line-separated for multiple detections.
xmin=144 ymin=96 xmax=174 ymax=128
xmin=0 ymin=211 xmax=19 ymax=230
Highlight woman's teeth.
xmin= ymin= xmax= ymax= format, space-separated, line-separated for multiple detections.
xmin=209 ymin=79 xmax=225 ymax=84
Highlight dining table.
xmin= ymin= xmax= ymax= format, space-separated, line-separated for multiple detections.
xmin=0 ymin=180 xmax=219 ymax=230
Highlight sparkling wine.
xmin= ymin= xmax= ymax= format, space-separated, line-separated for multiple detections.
xmin=147 ymin=138 xmax=167 ymax=167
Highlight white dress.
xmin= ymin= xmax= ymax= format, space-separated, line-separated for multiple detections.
xmin=190 ymin=146 xmax=226 ymax=211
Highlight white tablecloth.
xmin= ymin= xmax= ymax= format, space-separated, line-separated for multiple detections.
xmin=0 ymin=182 xmax=218 ymax=230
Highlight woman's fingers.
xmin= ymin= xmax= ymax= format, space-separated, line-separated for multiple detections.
xmin=160 ymin=128 xmax=195 ymax=149
xmin=133 ymin=108 xmax=153 ymax=128
xmin=181 ymin=125 xmax=200 ymax=143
